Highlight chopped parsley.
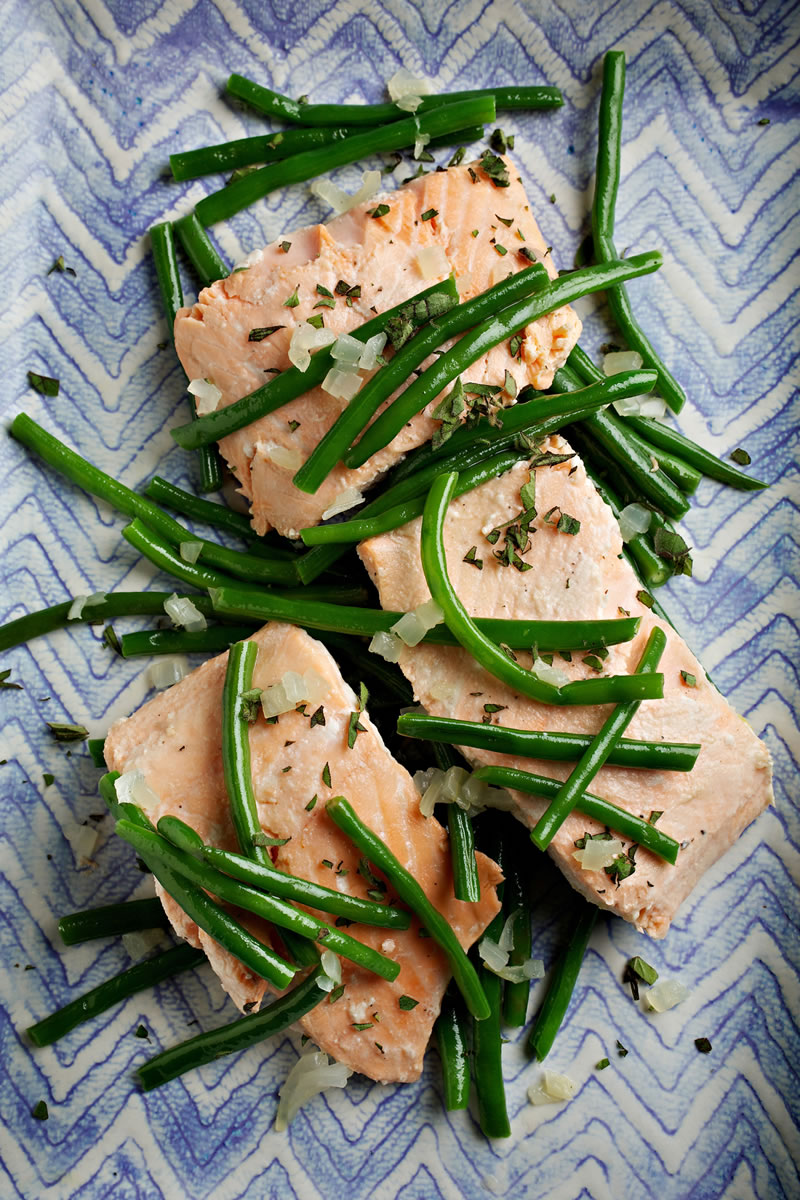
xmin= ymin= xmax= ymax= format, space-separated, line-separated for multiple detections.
xmin=239 ymin=687 xmax=263 ymax=723
xmin=653 ymin=527 xmax=693 ymax=576
xmin=252 ymin=833 xmax=290 ymax=848
xmin=351 ymin=1022 xmax=373 ymax=1031
xmin=46 ymin=722 xmax=89 ymax=743
xmin=731 ymin=447 xmax=751 ymax=465
xmin=616 ymin=1040 xmax=628 ymax=1058
xmin=328 ymin=984 xmax=345 ymax=1004
xmin=305 ymin=794 xmax=317 ymax=812
xmin=624 ymin=955 xmax=658 ymax=999
xmin=509 ymin=333 xmax=523 ymax=359
xmin=605 ymin=845 xmax=637 ymax=885
xmin=0 ymin=670 xmax=23 ymax=690
xmin=420 ymin=208 xmax=438 ymax=221
xmin=448 ymin=147 xmax=466 ymax=167
xmin=543 ymin=506 xmax=581 ymax=535
xmin=648 ymin=810 xmax=663 ymax=825
xmin=494 ymin=243 xmax=508 ymax=256
xmin=32 ymin=1100 xmax=49 ymax=1120
xmin=384 ymin=291 xmax=457 ymax=351
xmin=680 ymin=671 xmax=697 ymax=688
xmin=479 ymin=149 xmax=510 ymax=187
xmin=135 ymin=1025 xmax=149 ymax=1039
xmin=636 ymin=590 xmax=654 ymax=609
xmin=278 ymin=240 xmax=292 ymax=253
xmin=321 ymin=762 xmax=332 ymax=788
xmin=398 ymin=995 xmax=419 ymax=1010
xmin=596 ymin=1058 xmax=610 ymax=1070
xmin=347 ymin=682 xmax=369 ymax=749
xmin=306 ymin=313 xmax=325 ymax=329
xmin=369 ymin=204 xmax=390 ymax=219
xmin=283 ymin=287 xmax=300 ymax=308
xmin=431 ymin=378 xmax=466 ymax=449
xmin=309 ymin=705 xmax=326 ymax=727
xmin=102 ymin=625 xmax=122 ymax=655
xmin=489 ymin=128 xmax=514 ymax=154
xmin=463 ymin=545 xmax=483 ymax=570
xmin=28 ymin=371 xmax=59 ymax=396
xmin=42 ymin=773 xmax=55 ymax=787
xmin=48 ymin=255 xmax=75 ymax=277
xmin=248 ymin=325 xmax=284 ymax=341
xmin=694 ymin=1037 xmax=712 ymax=1053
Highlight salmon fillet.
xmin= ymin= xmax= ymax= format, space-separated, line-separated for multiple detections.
xmin=357 ymin=440 xmax=773 ymax=938
xmin=174 ymin=155 xmax=581 ymax=537
xmin=103 ymin=623 xmax=502 ymax=1082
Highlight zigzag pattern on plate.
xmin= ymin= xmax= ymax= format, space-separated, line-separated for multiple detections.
xmin=0 ymin=1 xmax=798 ymax=1197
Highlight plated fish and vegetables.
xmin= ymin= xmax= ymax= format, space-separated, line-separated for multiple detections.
xmin=7 ymin=55 xmax=773 ymax=1135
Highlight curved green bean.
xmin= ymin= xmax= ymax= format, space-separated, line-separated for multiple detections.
xmin=170 ymin=278 xmax=458 ymax=450
xmin=397 ymin=713 xmax=700 ymax=772
xmin=222 ymin=640 xmax=270 ymax=867
xmin=326 ymin=795 xmax=490 ymax=1019
xmin=623 ymin=416 xmax=767 ymax=490
xmin=137 ymin=966 xmax=324 ymax=1091
xmin=173 ymin=211 xmax=229 ymax=288
xmin=27 ymin=943 xmax=205 ymax=1048
xmin=529 ymin=626 xmax=668 ymax=850
xmin=58 ymin=898 xmax=169 ymax=945
xmin=346 ymin=253 xmax=664 ymax=468
xmin=122 ymin=519 xmax=244 ymax=591
xmin=435 ymin=992 xmax=471 ymax=1110
xmin=527 ymin=904 xmax=598 ymax=1061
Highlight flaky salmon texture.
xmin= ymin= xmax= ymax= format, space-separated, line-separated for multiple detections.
xmin=174 ymin=154 xmax=581 ymax=537
xmin=104 ymin=624 xmax=502 ymax=1083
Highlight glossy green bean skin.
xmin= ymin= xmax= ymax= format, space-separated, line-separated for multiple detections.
xmin=137 ymin=966 xmax=325 ymax=1091
xmin=529 ymin=626 xmax=668 ymax=850
xmin=121 ymin=626 xmax=257 ymax=658
xmin=173 ymin=211 xmax=229 ymax=287
xmin=196 ymin=97 xmax=496 ymax=225
xmin=222 ymin=640 xmax=270 ymax=867
xmin=621 ymin=425 xmax=702 ymax=494
xmin=326 ymin=795 xmax=490 ymax=1019
xmin=432 ymin=741 xmax=480 ymax=904
xmin=346 ymin=254 xmax=664 ymax=468
xmin=435 ymin=993 xmax=471 ymax=1109
xmin=117 ymin=821 xmax=400 ymax=981
xmin=170 ymin=125 xmax=365 ymax=180
xmin=474 ymin=766 xmax=680 ymax=863
xmin=227 ymin=74 xmax=562 ymax=125
xmin=500 ymin=833 xmax=532 ymax=1027
xmin=58 ymin=898 xmax=169 ymax=945
xmin=420 ymin=473 xmax=664 ymax=707
xmin=293 ymin=264 xmax=549 ymax=493
xmin=591 ymin=52 xmax=685 ymax=413
xmin=27 ymin=943 xmax=205 ymax=1047
xmin=122 ymin=519 xmax=244 ymax=591
xmin=397 ymin=713 xmax=700 ymax=773
xmin=471 ymin=903 xmax=510 ymax=1138
xmin=170 ymin=279 xmax=458 ymax=450
xmin=527 ymin=905 xmax=599 ymax=1061
xmin=299 ymin=452 xmax=523 ymax=544
xmin=623 ymin=416 xmax=767 ymax=490
xmin=145 ymin=475 xmax=291 ymax=548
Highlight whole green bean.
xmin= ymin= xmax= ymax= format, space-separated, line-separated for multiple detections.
xmin=434 ymin=992 xmax=471 ymax=1110
xmin=620 ymin=425 xmax=702 ymax=494
xmin=58 ymin=897 xmax=169 ymax=945
xmin=346 ymin=254 xmax=664 ymax=468
xmin=293 ymin=264 xmax=549 ymax=493
xmin=137 ymin=966 xmax=324 ymax=1091
xmin=591 ymin=52 xmax=685 ymax=412
xmin=420 ymin=473 xmax=663 ymax=707
xmin=170 ymin=125 xmax=365 ymax=180
xmin=120 ymin=626 xmax=258 ymax=658
xmin=170 ymin=278 xmax=459 ymax=450
xmin=227 ymin=74 xmax=561 ymax=125
xmin=222 ymin=640 xmax=270 ymax=867
xmin=202 ymin=846 xmax=411 ymax=929
xmin=397 ymin=713 xmax=700 ymax=772
xmin=432 ymin=741 xmax=480 ymax=903
xmin=471 ymin=906 xmax=510 ymax=1138
xmin=27 ymin=943 xmax=206 ymax=1048
xmin=527 ymin=904 xmax=599 ymax=1061
xmin=116 ymin=821 xmax=400 ymax=981
xmin=196 ymin=98 xmax=496 ymax=225
xmin=623 ymin=416 xmax=767 ymax=490
xmin=474 ymin=766 xmax=680 ymax=863
xmin=529 ymin=627 xmax=668 ymax=850
xmin=326 ymin=795 xmax=490 ymax=1019
xmin=173 ymin=211 xmax=229 ymax=288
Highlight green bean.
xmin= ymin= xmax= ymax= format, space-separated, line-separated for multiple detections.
xmin=145 ymin=476 xmax=295 ymax=551
xmin=527 ymin=904 xmax=598 ymax=1061
xmin=157 ymin=815 xmax=205 ymax=854
xmin=196 ymin=98 xmax=496 ymax=225
xmin=397 ymin=713 xmax=700 ymax=773
xmin=173 ymin=211 xmax=229 ymax=288
xmin=435 ymin=991 xmax=471 ymax=1110
xmin=208 ymin=584 xmax=649 ymax=654
xmin=26 ymin=943 xmax=205 ymax=1048
xmin=420 ymin=473 xmax=663 ymax=707
xmin=227 ymin=74 xmax=561 ymax=126
xmin=222 ymin=640 xmax=270 ymax=867
xmin=170 ymin=278 xmax=458 ymax=450
xmin=432 ymin=741 xmax=480 ymax=903
xmin=120 ymin=626 xmax=257 ymax=657
xmin=99 ymin=771 xmax=155 ymax=831
xmin=116 ymin=821 xmax=400 ymax=981
xmin=202 ymin=846 xmax=411 ymax=929
xmin=122 ymin=519 xmax=245 ymax=591
xmin=474 ymin=766 xmax=680 ymax=863
xmin=170 ymin=125 xmax=365 ymax=180
xmin=346 ymin=253 xmax=664 ymax=468
xmin=279 ymin=928 xmax=321 ymax=968
xmin=326 ymin=795 xmax=490 ymax=1019
xmin=619 ymin=425 xmax=702 ymax=494
xmin=591 ymin=53 xmax=685 ymax=413
xmin=137 ymin=966 xmax=324 ymax=1091
xmin=58 ymin=898 xmax=169 ymax=945
xmin=623 ymin=416 xmax=767 ymax=490
xmin=500 ymin=830 xmax=532 ymax=1027
xmin=529 ymin=627 xmax=667 ymax=850
xmin=300 ymin=452 xmax=523 ymax=544
xmin=471 ymin=905 xmax=510 ymax=1137
xmin=293 ymin=264 xmax=549 ymax=493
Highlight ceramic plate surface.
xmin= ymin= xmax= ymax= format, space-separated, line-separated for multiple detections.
xmin=1 ymin=2 xmax=798 ymax=1197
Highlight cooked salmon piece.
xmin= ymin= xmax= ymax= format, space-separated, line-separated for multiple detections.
xmin=103 ymin=623 xmax=502 ymax=1082
xmin=174 ymin=155 xmax=581 ymax=537
xmin=358 ymin=440 xmax=773 ymax=938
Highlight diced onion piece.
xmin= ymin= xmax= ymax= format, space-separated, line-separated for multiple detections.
xmin=391 ymin=598 xmax=444 ymax=647
xmin=369 ymin=631 xmax=402 ymax=663
xmin=429 ymin=678 xmax=457 ymax=703
xmin=288 ymin=323 xmax=336 ymax=372
xmin=644 ymin=978 xmax=689 ymax=1013
xmin=459 ymin=773 xmax=488 ymax=811
xmin=358 ymin=332 xmax=387 ymax=372
xmin=122 ymin=928 xmax=166 ymax=960
xmin=264 ymin=443 xmax=303 ymax=471
xmin=310 ymin=169 xmax=382 ymax=215
xmin=330 ymin=332 xmax=365 ymax=368
xmin=322 ymin=367 xmax=363 ymax=401
xmin=392 ymin=159 xmax=411 ymax=184
xmin=603 ymin=350 xmax=643 ymax=376
xmin=415 ymin=244 xmax=449 ymax=279
xmin=493 ymin=958 xmax=545 ymax=984
xmin=483 ymin=786 xmax=515 ymax=812
xmin=527 ymin=1071 xmax=577 ymax=1106
xmin=387 ymin=68 xmax=432 ymax=108
xmin=618 ymin=503 xmax=653 ymax=543
xmin=164 ymin=593 xmax=207 ymax=633
xmin=441 ymin=766 xmax=468 ymax=803
xmin=67 ymin=591 xmax=106 ymax=620
xmin=414 ymin=133 xmax=430 ymax=159
xmin=532 ymin=656 xmax=569 ymax=688
xmin=414 ymin=598 xmax=444 ymax=630
xmin=260 ymin=668 xmax=328 ymax=718
xmin=179 ymin=541 xmax=203 ymax=563
xmin=147 ymin=655 xmax=189 ymax=691
xmin=115 ymin=769 xmax=161 ymax=812
xmin=62 ymin=820 xmax=99 ymax=864
xmin=315 ymin=949 xmax=341 ymax=992
xmin=321 ymin=487 xmax=364 ymax=521
xmin=187 ymin=378 xmax=222 ymax=415
xmin=638 ymin=396 xmax=668 ymax=419
xmin=498 ymin=911 xmax=518 ymax=954
xmin=413 ymin=767 xmax=443 ymax=796
xmin=611 ymin=395 xmax=643 ymax=417
xmin=275 ymin=1048 xmax=353 ymax=1132
xmin=573 ymin=837 xmax=625 ymax=871
xmin=479 ymin=937 xmax=509 ymax=973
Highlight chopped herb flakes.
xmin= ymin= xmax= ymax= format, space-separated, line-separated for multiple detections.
xmin=46 ymin=722 xmax=89 ymax=743
xmin=509 ymin=333 xmax=523 ymax=359
xmin=102 ymin=625 xmax=122 ymax=654
xmin=28 ymin=371 xmax=59 ymax=396
xmin=305 ymin=795 xmax=318 ymax=812
xmin=463 ymin=545 xmax=483 ymax=570
xmin=0 ymin=670 xmax=23 ymax=690
xmin=694 ymin=1037 xmax=712 ymax=1053
xmin=279 ymin=241 xmax=292 ymax=253
xmin=420 ymin=208 xmax=438 ymax=221
xmin=648 ymin=810 xmax=663 ymax=825
xmin=494 ymin=243 xmax=508 ymax=256
xmin=680 ymin=671 xmax=697 ymax=688
xmin=252 ymin=832 xmax=290 ymax=848
xmin=605 ymin=846 xmax=637 ymax=885
xmin=519 ymin=247 xmax=537 ymax=264
xmin=489 ymin=128 xmax=514 ymax=154
xmin=32 ymin=1100 xmax=49 ymax=1120
xmin=636 ymin=590 xmax=654 ymax=609
xmin=306 ymin=313 xmax=325 ymax=330
xmin=48 ymin=255 xmax=75 ymax=276
xmin=385 ymin=291 xmax=457 ymax=352
xmin=448 ymin=147 xmax=466 ymax=167
xmin=328 ymin=984 xmax=345 ymax=1003
xmin=624 ymin=956 xmax=658 ymax=1000
xmin=347 ymin=682 xmax=369 ymax=749
xmin=432 ymin=378 xmax=466 ymax=449
xmin=321 ymin=762 xmax=332 ymax=788
xmin=135 ymin=1025 xmax=149 ymax=1039
xmin=616 ymin=1040 xmax=628 ymax=1057
xmin=309 ymin=705 xmax=326 ymax=727
xmin=369 ymin=204 xmax=390 ymax=219
xmin=42 ymin=773 xmax=55 ymax=787
xmin=283 ymin=287 xmax=300 ymax=308
xmin=730 ymin=447 xmax=751 ymax=465
xmin=653 ymin=527 xmax=692 ymax=576
xmin=248 ymin=326 xmax=284 ymax=341
xmin=479 ymin=149 xmax=510 ymax=188
xmin=398 ymin=995 xmax=419 ymax=1010
xmin=596 ymin=1058 xmax=610 ymax=1070
xmin=351 ymin=1022 xmax=373 ymax=1031
xmin=239 ymin=687 xmax=263 ymax=723
xmin=544 ymin=506 xmax=581 ymax=535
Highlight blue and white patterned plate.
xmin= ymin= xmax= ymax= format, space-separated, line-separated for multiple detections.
xmin=1 ymin=2 xmax=798 ymax=1197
